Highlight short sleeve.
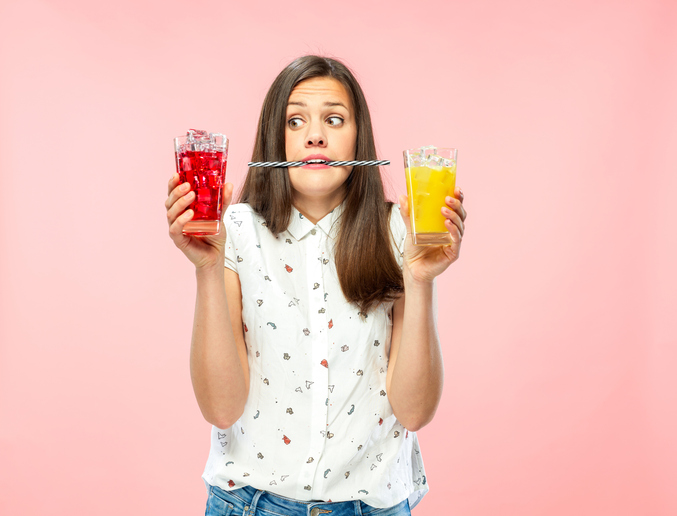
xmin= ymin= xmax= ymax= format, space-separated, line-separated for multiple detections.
xmin=223 ymin=206 xmax=238 ymax=273
xmin=390 ymin=204 xmax=407 ymax=270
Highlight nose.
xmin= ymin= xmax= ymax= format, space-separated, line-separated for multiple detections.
xmin=305 ymin=121 xmax=327 ymax=148
xmin=306 ymin=134 xmax=325 ymax=146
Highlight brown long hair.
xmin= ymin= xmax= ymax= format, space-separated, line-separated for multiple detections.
xmin=239 ymin=55 xmax=403 ymax=313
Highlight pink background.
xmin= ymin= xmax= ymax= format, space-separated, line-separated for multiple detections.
xmin=1 ymin=0 xmax=676 ymax=514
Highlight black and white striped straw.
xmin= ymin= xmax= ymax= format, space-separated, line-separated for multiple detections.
xmin=247 ymin=159 xmax=390 ymax=168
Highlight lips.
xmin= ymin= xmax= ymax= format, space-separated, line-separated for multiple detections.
xmin=302 ymin=154 xmax=330 ymax=163
xmin=300 ymin=154 xmax=331 ymax=169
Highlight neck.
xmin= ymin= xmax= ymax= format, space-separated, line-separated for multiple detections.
xmin=292 ymin=193 xmax=344 ymax=224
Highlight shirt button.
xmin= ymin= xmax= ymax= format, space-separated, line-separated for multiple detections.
xmin=311 ymin=228 xmax=317 ymax=235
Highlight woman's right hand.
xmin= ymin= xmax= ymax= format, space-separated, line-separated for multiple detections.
xmin=166 ymin=173 xmax=234 ymax=271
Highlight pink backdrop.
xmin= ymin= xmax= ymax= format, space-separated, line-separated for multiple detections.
xmin=1 ymin=0 xmax=676 ymax=514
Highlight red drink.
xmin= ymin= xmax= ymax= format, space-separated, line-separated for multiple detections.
xmin=174 ymin=130 xmax=228 ymax=235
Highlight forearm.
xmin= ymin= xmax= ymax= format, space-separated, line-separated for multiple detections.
xmin=388 ymin=273 xmax=444 ymax=431
xmin=190 ymin=265 xmax=247 ymax=428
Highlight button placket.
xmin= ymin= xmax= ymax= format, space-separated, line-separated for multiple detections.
xmin=300 ymin=227 xmax=329 ymax=498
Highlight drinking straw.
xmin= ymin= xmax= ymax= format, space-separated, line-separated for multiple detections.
xmin=247 ymin=160 xmax=390 ymax=168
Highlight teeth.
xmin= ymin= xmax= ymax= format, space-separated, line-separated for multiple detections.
xmin=306 ymin=159 xmax=326 ymax=164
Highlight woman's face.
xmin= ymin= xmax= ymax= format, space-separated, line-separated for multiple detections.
xmin=285 ymin=76 xmax=357 ymax=207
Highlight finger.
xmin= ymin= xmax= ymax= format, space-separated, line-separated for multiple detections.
xmin=166 ymin=189 xmax=195 ymax=226
xmin=168 ymin=173 xmax=181 ymax=196
xmin=445 ymin=195 xmax=467 ymax=222
xmin=165 ymin=181 xmax=192 ymax=211
xmin=443 ymin=238 xmax=460 ymax=263
xmin=398 ymin=194 xmax=412 ymax=234
xmin=446 ymin=218 xmax=463 ymax=246
xmin=454 ymin=187 xmax=464 ymax=204
xmin=223 ymin=182 xmax=234 ymax=209
xmin=442 ymin=206 xmax=464 ymax=237
xmin=168 ymin=208 xmax=194 ymax=242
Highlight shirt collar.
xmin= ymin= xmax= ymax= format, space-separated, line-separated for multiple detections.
xmin=287 ymin=202 xmax=344 ymax=241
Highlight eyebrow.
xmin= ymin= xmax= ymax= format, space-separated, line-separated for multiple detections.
xmin=287 ymin=101 xmax=348 ymax=109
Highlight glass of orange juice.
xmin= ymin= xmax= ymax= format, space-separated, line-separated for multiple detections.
xmin=404 ymin=146 xmax=458 ymax=245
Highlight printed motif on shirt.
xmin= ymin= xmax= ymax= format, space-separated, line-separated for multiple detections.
xmin=201 ymin=202 xmax=428 ymax=510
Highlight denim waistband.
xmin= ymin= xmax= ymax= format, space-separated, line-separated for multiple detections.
xmin=207 ymin=483 xmax=409 ymax=516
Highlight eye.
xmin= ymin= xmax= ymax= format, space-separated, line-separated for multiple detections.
xmin=326 ymin=116 xmax=344 ymax=127
xmin=288 ymin=117 xmax=305 ymax=129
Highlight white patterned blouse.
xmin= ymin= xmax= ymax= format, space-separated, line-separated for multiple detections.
xmin=201 ymin=201 xmax=429 ymax=509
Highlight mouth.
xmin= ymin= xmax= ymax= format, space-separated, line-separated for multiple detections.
xmin=300 ymin=155 xmax=331 ymax=168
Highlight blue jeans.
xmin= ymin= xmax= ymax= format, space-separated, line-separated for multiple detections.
xmin=205 ymin=483 xmax=411 ymax=516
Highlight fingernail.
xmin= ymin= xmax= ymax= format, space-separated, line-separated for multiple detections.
xmin=446 ymin=196 xmax=453 ymax=204
xmin=181 ymin=183 xmax=189 ymax=191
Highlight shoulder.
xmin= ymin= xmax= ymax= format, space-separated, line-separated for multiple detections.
xmin=224 ymin=203 xmax=261 ymax=226
xmin=225 ymin=202 xmax=256 ymax=218
xmin=224 ymin=203 xmax=264 ymax=240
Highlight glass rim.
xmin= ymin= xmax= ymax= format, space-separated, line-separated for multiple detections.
xmin=174 ymin=133 xmax=229 ymax=151
xmin=403 ymin=146 xmax=457 ymax=154
xmin=174 ymin=133 xmax=228 ymax=142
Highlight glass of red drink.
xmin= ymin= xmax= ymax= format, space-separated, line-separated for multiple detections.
xmin=174 ymin=129 xmax=229 ymax=235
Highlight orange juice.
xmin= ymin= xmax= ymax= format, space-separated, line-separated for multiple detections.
xmin=405 ymin=164 xmax=457 ymax=233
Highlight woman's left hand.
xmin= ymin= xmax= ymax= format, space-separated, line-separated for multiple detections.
xmin=398 ymin=187 xmax=467 ymax=284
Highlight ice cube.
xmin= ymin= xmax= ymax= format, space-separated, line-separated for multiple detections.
xmin=188 ymin=129 xmax=210 ymax=140
xmin=197 ymin=187 xmax=211 ymax=204
xmin=181 ymin=156 xmax=192 ymax=171
xmin=428 ymin=167 xmax=446 ymax=183
xmin=427 ymin=155 xmax=445 ymax=167
xmin=184 ymin=129 xmax=227 ymax=153
xmin=406 ymin=148 xmax=424 ymax=167
xmin=186 ymin=129 xmax=212 ymax=152
xmin=208 ymin=173 xmax=222 ymax=189
xmin=196 ymin=202 xmax=209 ymax=214
xmin=440 ymin=158 xmax=456 ymax=168
xmin=420 ymin=146 xmax=437 ymax=157
xmin=414 ymin=192 xmax=430 ymax=208
xmin=208 ymin=158 xmax=222 ymax=172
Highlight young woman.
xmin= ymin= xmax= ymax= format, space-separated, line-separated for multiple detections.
xmin=165 ymin=56 xmax=466 ymax=516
